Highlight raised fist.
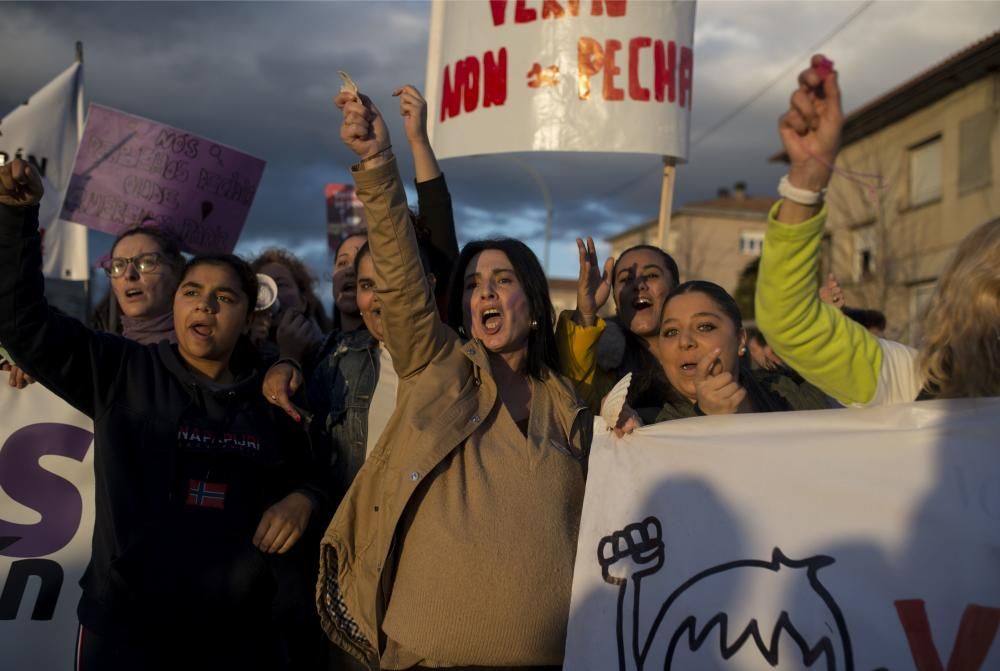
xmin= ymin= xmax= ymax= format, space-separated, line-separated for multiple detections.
xmin=0 ymin=158 xmax=44 ymax=208
xmin=598 ymin=516 xmax=664 ymax=586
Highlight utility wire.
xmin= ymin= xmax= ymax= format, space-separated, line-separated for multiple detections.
xmin=593 ymin=0 xmax=877 ymax=204
xmin=691 ymin=0 xmax=876 ymax=148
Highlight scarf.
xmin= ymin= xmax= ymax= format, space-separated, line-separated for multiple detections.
xmin=121 ymin=310 xmax=177 ymax=345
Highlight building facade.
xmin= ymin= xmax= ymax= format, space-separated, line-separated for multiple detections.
xmin=606 ymin=183 xmax=772 ymax=295
xmin=774 ymin=32 xmax=1000 ymax=344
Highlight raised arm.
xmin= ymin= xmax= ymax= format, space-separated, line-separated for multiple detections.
xmin=755 ymin=56 xmax=888 ymax=406
xmin=396 ymin=84 xmax=459 ymax=305
xmin=336 ymin=91 xmax=451 ymax=378
xmin=0 ymin=159 xmax=127 ymax=416
xmin=555 ymin=237 xmax=615 ymax=406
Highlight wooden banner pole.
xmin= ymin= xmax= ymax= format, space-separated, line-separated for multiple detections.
xmin=656 ymin=156 xmax=677 ymax=251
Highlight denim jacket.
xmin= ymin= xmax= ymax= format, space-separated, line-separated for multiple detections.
xmin=308 ymin=327 xmax=380 ymax=504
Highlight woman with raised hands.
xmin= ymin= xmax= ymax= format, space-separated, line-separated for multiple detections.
xmin=318 ymin=87 xmax=592 ymax=670
xmin=756 ymin=55 xmax=1000 ymax=403
xmin=556 ymin=236 xmax=680 ymax=423
xmin=0 ymin=158 xmax=326 ymax=670
xmin=654 ymin=280 xmax=830 ymax=422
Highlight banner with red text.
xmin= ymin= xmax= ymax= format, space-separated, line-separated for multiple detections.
xmin=425 ymin=0 xmax=696 ymax=159
xmin=565 ymin=399 xmax=1000 ymax=669
xmin=0 ymin=383 xmax=95 ymax=670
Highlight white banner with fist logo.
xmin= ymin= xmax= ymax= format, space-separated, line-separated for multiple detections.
xmin=565 ymin=399 xmax=1000 ymax=670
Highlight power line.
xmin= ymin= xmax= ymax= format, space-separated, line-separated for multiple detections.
xmin=692 ymin=0 xmax=876 ymax=147
xmin=593 ymin=0 xmax=877 ymax=205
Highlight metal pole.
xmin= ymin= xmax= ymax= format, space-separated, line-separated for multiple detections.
xmin=503 ymin=155 xmax=553 ymax=272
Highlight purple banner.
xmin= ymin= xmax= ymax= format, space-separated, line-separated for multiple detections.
xmin=60 ymin=104 xmax=266 ymax=254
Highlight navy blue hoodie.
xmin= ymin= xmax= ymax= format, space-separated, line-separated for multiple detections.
xmin=0 ymin=203 xmax=326 ymax=659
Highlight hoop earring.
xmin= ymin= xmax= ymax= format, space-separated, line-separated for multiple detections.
xmin=458 ymin=325 xmax=467 ymax=337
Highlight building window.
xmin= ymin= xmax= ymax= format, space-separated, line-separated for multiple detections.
xmin=908 ymin=135 xmax=942 ymax=207
xmin=738 ymin=231 xmax=765 ymax=256
xmin=959 ymin=111 xmax=994 ymax=194
xmin=852 ymin=224 xmax=877 ymax=281
xmin=909 ymin=281 xmax=937 ymax=345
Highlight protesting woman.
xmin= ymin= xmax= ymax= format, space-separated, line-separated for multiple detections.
xmin=556 ymin=237 xmax=680 ymax=422
xmin=0 ymin=158 xmax=325 ymax=670
xmin=101 ymin=224 xmax=186 ymax=343
xmin=756 ymin=55 xmax=1000 ymax=403
xmin=4 ymin=223 xmax=185 ymax=388
xmin=653 ymin=280 xmax=830 ymax=421
xmin=317 ymin=90 xmax=592 ymax=669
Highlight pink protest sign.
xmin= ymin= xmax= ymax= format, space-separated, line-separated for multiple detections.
xmin=60 ymin=104 xmax=266 ymax=253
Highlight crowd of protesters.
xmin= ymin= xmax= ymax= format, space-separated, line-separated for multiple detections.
xmin=0 ymin=56 xmax=997 ymax=671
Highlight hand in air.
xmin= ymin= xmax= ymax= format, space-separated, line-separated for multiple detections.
xmin=252 ymin=491 xmax=314 ymax=554
xmin=693 ymin=348 xmax=747 ymax=415
xmin=262 ymin=361 xmax=304 ymax=422
xmin=0 ymin=159 xmax=44 ymax=208
xmin=778 ymin=54 xmax=844 ymax=192
xmin=575 ymin=237 xmax=614 ymax=327
xmin=394 ymin=85 xmax=430 ymax=146
xmin=335 ymin=89 xmax=391 ymax=161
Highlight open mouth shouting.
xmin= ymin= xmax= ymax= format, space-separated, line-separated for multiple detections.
xmin=481 ymin=307 xmax=503 ymax=336
xmin=632 ymin=295 xmax=654 ymax=311
xmin=123 ymin=288 xmax=145 ymax=301
xmin=188 ymin=319 xmax=215 ymax=340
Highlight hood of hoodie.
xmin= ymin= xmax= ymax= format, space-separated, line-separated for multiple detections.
xmin=157 ymin=335 xmax=263 ymax=400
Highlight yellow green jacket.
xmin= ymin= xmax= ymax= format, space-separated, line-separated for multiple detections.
xmin=755 ymin=201 xmax=921 ymax=406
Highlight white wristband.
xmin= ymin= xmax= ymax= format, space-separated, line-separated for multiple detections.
xmin=778 ymin=175 xmax=826 ymax=205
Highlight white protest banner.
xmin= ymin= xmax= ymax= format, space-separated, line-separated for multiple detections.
xmin=0 ymin=61 xmax=88 ymax=280
xmin=425 ymin=0 xmax=696 ymax=159
xmin=565 ymin=399 xmax=1000 ymax=670
xmin=0 ymin=383 xmax=94 ymax=670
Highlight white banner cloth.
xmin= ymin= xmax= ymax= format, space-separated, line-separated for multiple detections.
xmin=0 ymin=62 xmax=88 ymax=280
xmin=565 ymin=399 xmax=1000 ymax=670
xmin=425 ymin=0 xmax=696 ymax=159
xmin=0 ymin=383 xmax=95 ymax=669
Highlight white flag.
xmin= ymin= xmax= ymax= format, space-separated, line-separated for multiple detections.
xmin=0 ymin=61 xmax=88 ymax=280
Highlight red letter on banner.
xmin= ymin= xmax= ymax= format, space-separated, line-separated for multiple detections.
xmin=577 ymin=37 xmax=603 ymax=100
xmin=483 ymin=48 xmax=508 ymax=108
xmin=654 ymin=40 xmax=676 ymax=103
xmin=542 ymin=0 xmax=565 ymax=19
xmin=628 ymin=37 xmax=651 ymax=101
xmin=515 ymin=0 xmax=537 ymax=23
xmin=490 ymin=0 xmax=508 ymax=26
xmin=602 ymin=39 xmax=624 ymax=101
xmin=895 ymin=599 xmax=1000 ymax=671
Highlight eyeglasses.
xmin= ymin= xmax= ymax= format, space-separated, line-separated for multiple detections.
xmin=102 ymin=252 xmax=163 ymax=278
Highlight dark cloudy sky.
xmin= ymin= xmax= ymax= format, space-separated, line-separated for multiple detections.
xmin=2 ymin=1 xmax=997 ymax=306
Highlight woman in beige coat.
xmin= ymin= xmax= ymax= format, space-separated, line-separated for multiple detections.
xmin=317 ymin=91 xmax=593 ymax=670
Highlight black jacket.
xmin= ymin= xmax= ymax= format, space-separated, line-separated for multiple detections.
xmin=0 ymin=204 xmax=325 ymax=652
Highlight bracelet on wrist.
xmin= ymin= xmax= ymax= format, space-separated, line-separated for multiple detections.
xmin=778 ymin=174 xmax=826 ymax=206
xmin=352 ymin=144 xmax=393 ymax=171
